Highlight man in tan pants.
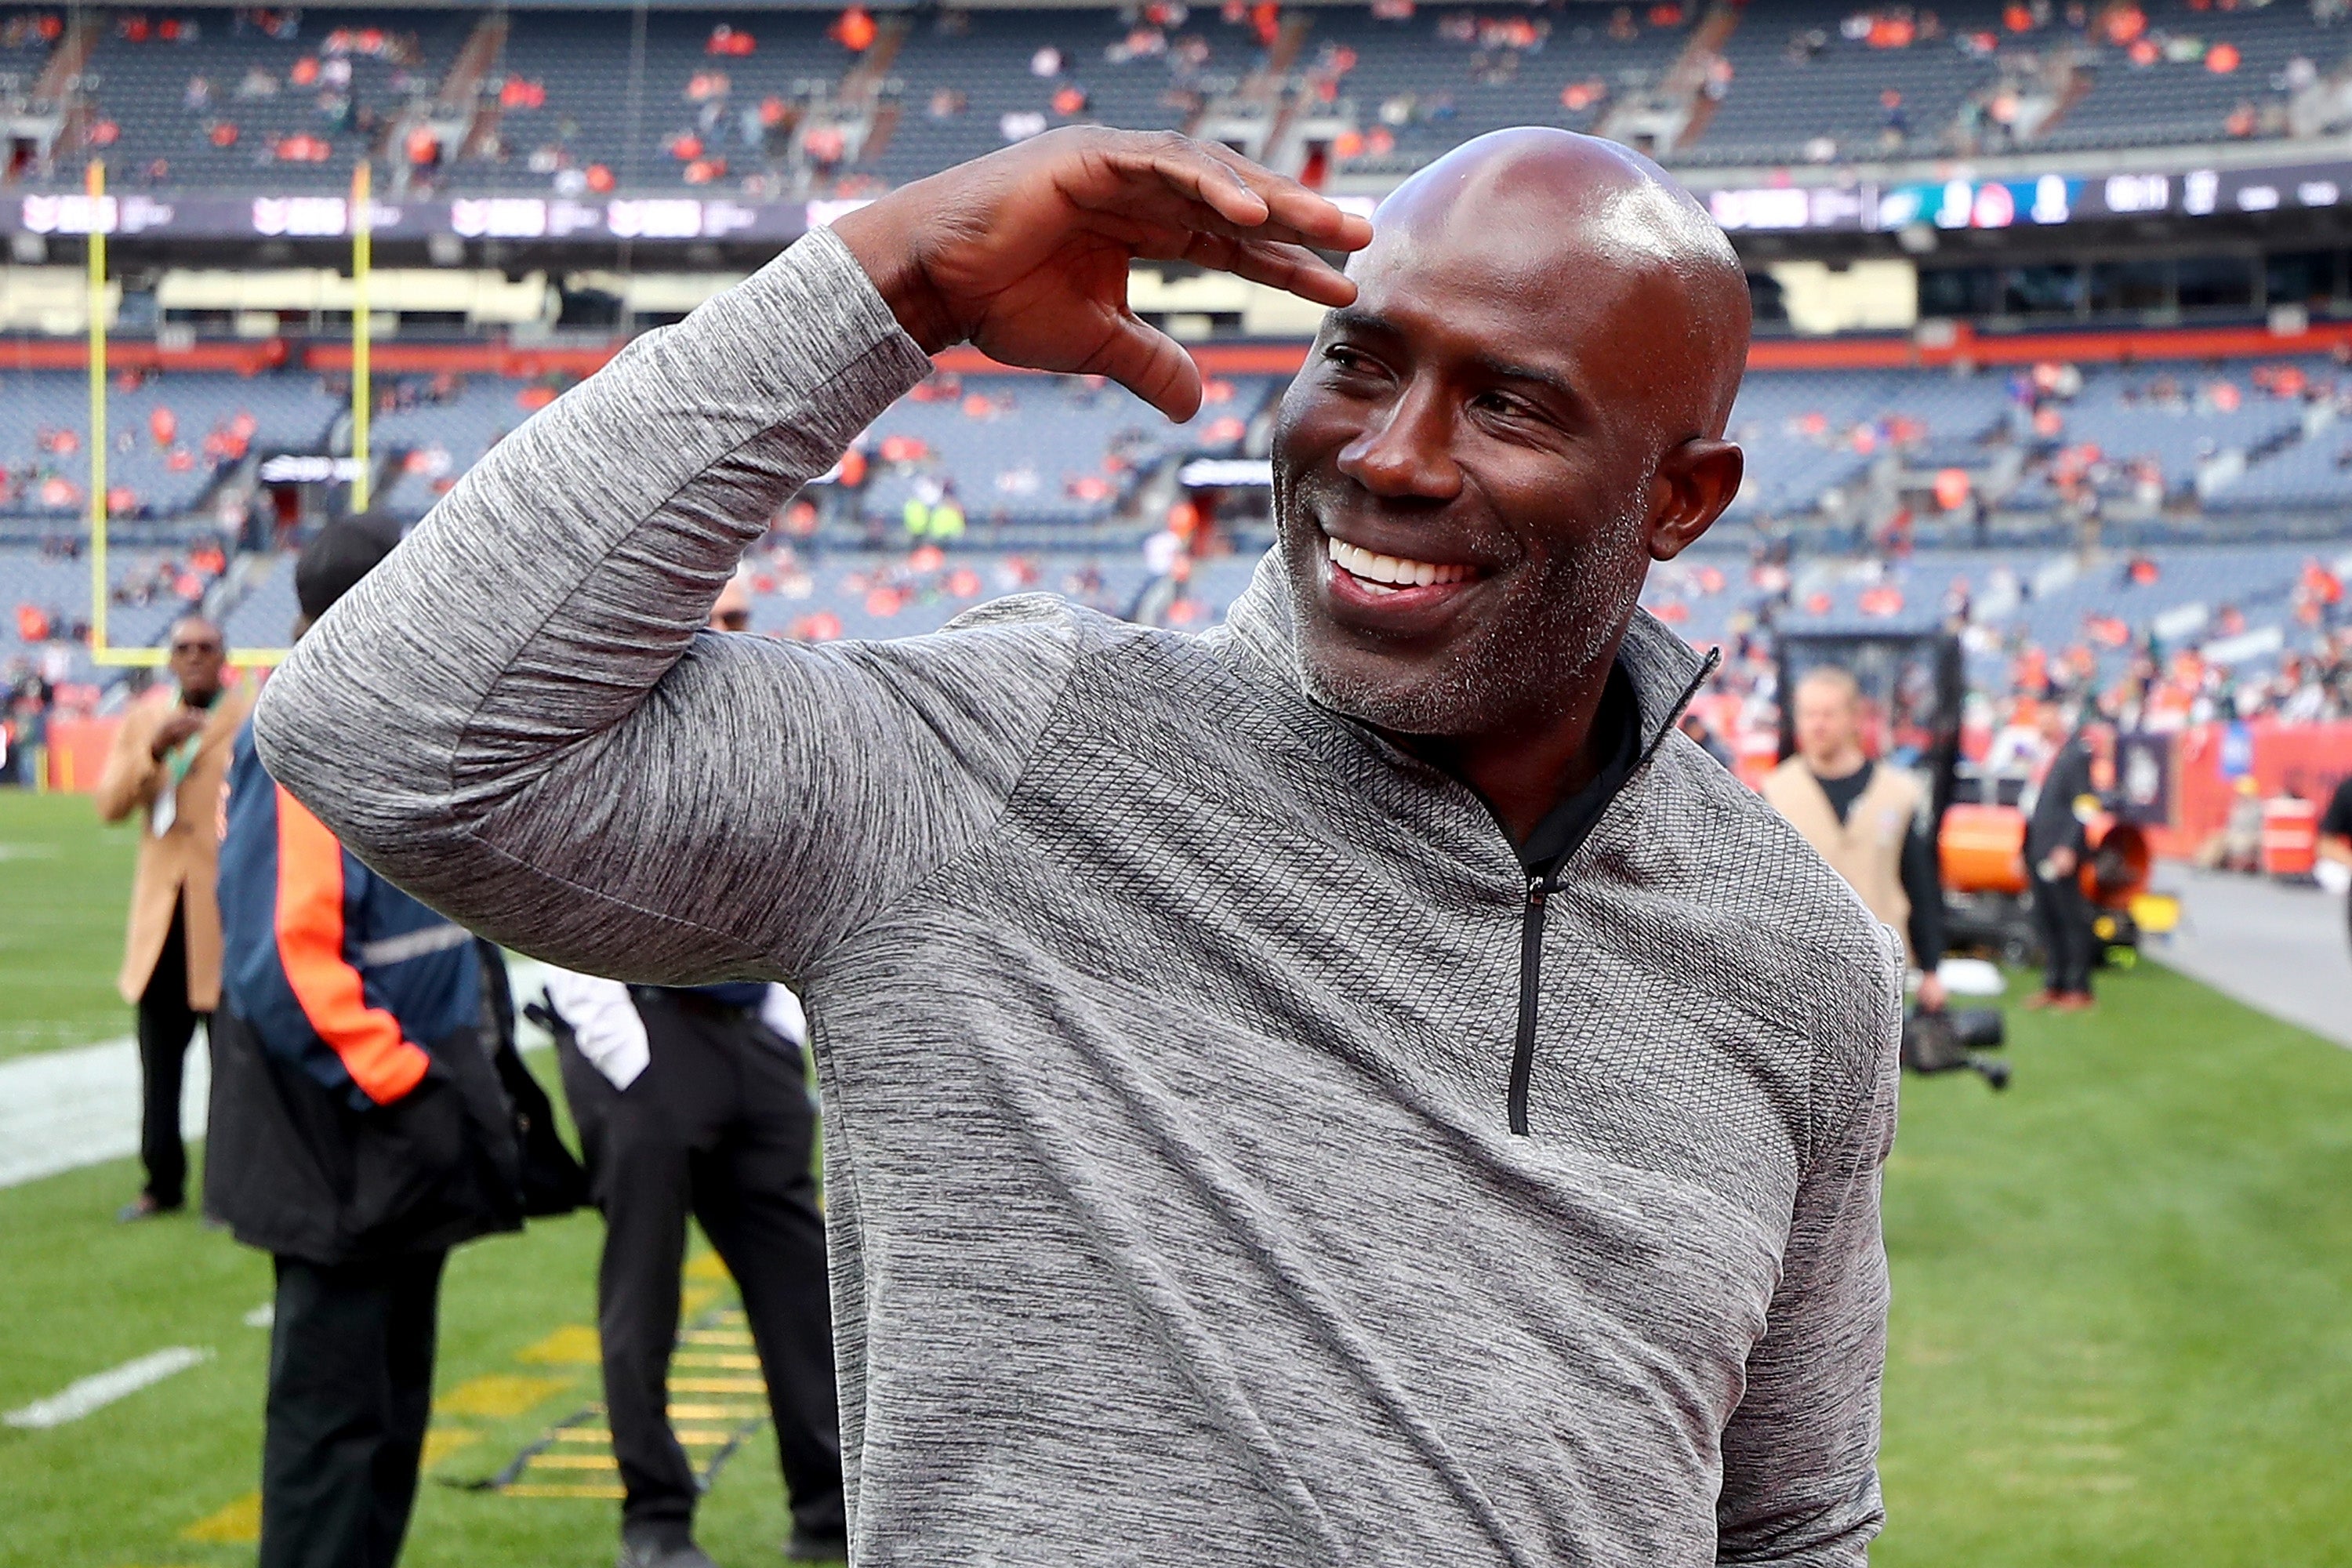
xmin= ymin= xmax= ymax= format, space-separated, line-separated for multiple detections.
xmin=96 ymin=615 xmax=254 ymax=1221
xmin=1762 ymin=666 xmax=1948 ymax=1012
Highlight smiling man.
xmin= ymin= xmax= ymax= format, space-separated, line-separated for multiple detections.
xmin=255 ymin=128 xmax=1902 ymax=1566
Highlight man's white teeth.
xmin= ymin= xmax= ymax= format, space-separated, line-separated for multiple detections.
xmin=1324 ymin=535 xmax=1471 ymax=589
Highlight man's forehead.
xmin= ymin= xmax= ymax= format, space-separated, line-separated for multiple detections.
xmin=1356 ymin=166 xmax=1715 ymax=326
xmin=1338 ymin=216 xmax=1682 ymax=402
xmin=1370 ymin=135 xmax=1718 ymax=267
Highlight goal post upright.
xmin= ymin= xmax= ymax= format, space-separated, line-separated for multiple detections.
xmin=83 ymin=158 xmax=150 ymax=666
xmin=85 ymin=157 xmax=288 ymax=670
xmin=350 ymin=160 xmax=371 ymax=513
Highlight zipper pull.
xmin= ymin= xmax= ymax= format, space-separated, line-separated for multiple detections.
xmin=1511 ymin=873 xmax=1552 ymax=1136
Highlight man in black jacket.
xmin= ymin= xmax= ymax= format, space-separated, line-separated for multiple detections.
xmin=539 ymin=579 xmax=845 ymax=1568
xmin=2321 ymin=772 xmax=2352 ymax=958
xmin=206 ymin=517 xmax=532 ymax=1568
xmin=2026 ymin=710 xmax=2101 ymax=1011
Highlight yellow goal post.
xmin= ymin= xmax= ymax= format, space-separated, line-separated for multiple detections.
xmin=84 ymin=158 xmax=375 ymax=669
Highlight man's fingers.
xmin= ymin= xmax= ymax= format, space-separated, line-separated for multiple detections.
xmin=1115 ymin=225 xmax=1357 ymax=310
xmin=1086 ymin=133 xmax=1372 ymax=256
xmin=1182 ymin=139 xmax=1374 ymax=253
xmin=1139 ymin=142 xmax=1271 ymax=229
xmin=1078 ymin=308 xmax=1203 ymax=423
xmin=1200 ymin=238 xmax=1359 ymax=307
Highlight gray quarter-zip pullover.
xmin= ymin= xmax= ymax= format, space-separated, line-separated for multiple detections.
xmin=254 ymin=225 xmax=1903 ymax=1567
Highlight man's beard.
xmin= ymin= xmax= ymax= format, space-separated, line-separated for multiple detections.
xmin=1276 ymin=468 xmax=1642 ymax=739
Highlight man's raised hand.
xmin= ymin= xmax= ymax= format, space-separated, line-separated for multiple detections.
xmin=831 ymin=128 xmax=1374 ymax=421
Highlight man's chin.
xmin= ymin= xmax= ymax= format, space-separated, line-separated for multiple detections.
xmin=1294 ymin=644 xmax=1477 ymax=738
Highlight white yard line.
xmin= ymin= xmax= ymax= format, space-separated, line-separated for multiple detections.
xmin=0 ymin=958 xmax=555 ymax=1192
xmin=0 ymin=1036 xmax=209 ymax=1191
xmin=4 ymin=1346 xmax=213 ymax=1430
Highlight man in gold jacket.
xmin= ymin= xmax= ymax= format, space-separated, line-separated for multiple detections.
xmin=95 ymin=614 xmax=255 ymax=1221
xmin=1762 ymin=665 xmax=1948 ymax=1012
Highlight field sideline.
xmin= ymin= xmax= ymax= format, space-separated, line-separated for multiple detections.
xmin=5 ymin=793 xmax=2352 ymax=1566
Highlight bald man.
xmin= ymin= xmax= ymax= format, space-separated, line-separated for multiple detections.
xmin=255 ymin=129 xmax=1900 ymax=1566
xmin=96 ymin=614 xmax=254 ymax=1221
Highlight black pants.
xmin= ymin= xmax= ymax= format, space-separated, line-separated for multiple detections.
xmin=2031 ymin=869 xmax=2096 ymax=996
xmin=557 ymin=996 xmax=844 ymax=1543
xmin=136 ymin=896 xmax=207 ymax=1208
xmin=260 ymin=1250 xmax=448 ymax=1568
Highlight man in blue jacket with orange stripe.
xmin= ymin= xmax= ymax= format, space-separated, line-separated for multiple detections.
xmin=207 ymin=514 xmax=524 ymax=1568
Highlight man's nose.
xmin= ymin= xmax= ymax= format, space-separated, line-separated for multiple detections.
xmin=1335 ymin=380 xmax=1462 ymax=502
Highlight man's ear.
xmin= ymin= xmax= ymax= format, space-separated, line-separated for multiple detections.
xmin=1646 ymin=438 xmax=1744 ymax=561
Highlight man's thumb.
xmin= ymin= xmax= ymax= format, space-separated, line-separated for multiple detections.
xmin=1087 ymin=311 xmax=1203 ymax=424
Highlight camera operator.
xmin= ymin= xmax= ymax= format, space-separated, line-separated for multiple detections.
xmin=1762 ymin=666 xmax=1947 ymax=1008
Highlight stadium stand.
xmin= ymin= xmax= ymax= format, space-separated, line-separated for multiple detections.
xmin=1310 ymin=2 xmax=1693 ymax=173
xmin=367 ymin=373 xmax=558 ymax=519
xmin=849 ymin=369 xmax=1274 ymax=531
xmin=10 ymin=0 xmax=2352 ymax=195
xmin=1726 ymin=367 xmax=2012 ymax=517
xmin=2035 ymin=0 xmax=2350 ymax=153
xmin=0 ymin=9 xmax=60 ymax=102
xmin=0 ymin=368 xmax=339 ymax=520
xmin=1684 ymin=0 xmax=2013 ymax=165
xmin=484 ymin=8 xmax=855 ymax=193
xmin=866 ymin=5 xmax=1222 ymax=189
xmin=739 ymin=544 xmax=1160 ymax=638
xmin=2210 ymin=414 xmax=2352 ymax=509
xmin=217 ymin=543 xmax=292 ymax=644
xmin=2010 ymin=357 xmax=2341 ymax=510
xmin=2 ymin=546 xmax=95 ymax=652
xmin=78 ymin=7 xmax=475 ymax=192
xmin=2 ymin=538 xmax=227 ymax=676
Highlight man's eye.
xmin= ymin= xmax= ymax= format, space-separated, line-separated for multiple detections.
xmin=1324 ymin=346 xmax=1367 ymax=370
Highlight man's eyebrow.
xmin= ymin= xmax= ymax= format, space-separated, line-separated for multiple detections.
xmin=1323 ymin=310 xmax=1587 ymax=414
xmin=1468 ymin=352 xmax=1584 ymax=412
xmin=1323 ymin=307 xmax=1396 ymax=339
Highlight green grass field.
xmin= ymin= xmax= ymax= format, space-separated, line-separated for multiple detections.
xmin=0 ymin=793 xmax=142 ymax=1058
xmin=5 ymin=790 xmax=2352 ymax=1566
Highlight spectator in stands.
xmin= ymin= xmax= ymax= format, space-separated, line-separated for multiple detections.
xmin=1879 ymin=88 xmax=1909 ymax=145
xmin=95 ymin=615 xmax=253 ymax=1223
xmin=260 ymin=127 xmax=1901 ymax=1566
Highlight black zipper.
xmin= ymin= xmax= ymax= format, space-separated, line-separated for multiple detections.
xmin=1507 ymin=872 xmax=1551 ymax=1136
xmin=1501 ymin=643 xmax=1722 ymax=1137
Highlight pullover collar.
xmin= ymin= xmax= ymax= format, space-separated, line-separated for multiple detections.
xmin=1218 ymin=552 xmax=1722 ymax=860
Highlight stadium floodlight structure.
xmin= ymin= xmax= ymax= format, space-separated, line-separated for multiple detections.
xmin=80 ymin=157 xmax=377 ymax=670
